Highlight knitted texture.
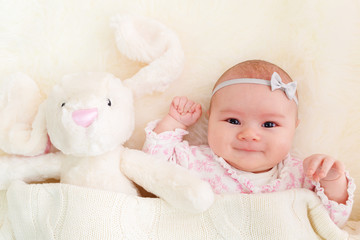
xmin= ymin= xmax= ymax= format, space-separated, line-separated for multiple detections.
xmin=0 ymin=182 xmax=352 ymax=240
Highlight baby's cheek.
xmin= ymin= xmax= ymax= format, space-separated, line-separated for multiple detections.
xmin=208 ymin=138 xmax=223 ymax=156
xmin=274 ymin=139 xmax=293 ymax=158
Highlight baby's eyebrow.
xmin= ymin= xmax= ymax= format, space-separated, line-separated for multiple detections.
xmin=219 ymin=109 xmax=243 ymax=115
xmin=260 ymin=113 xmax=286 ymax=119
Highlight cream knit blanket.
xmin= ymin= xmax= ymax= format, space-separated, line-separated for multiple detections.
xmin=0 ymin=181 xmax=355 ymax=240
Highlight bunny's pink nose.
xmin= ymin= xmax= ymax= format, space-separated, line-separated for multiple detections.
xmin=72 ymin=108 xmax=98 ymax=127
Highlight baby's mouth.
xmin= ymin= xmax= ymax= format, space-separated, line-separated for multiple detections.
xmin=233 ymin=147 xmax=260 ymax=152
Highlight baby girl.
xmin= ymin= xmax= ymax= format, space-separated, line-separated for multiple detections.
xmin=143 ymin=60 xmax=355 ymax=227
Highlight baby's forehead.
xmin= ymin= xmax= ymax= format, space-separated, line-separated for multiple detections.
xmin=210 ymin=80 xmax=299 ymax=116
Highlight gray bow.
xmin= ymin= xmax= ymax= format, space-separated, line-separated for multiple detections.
xmin=270 ymin=72 xmax=298 ymax=104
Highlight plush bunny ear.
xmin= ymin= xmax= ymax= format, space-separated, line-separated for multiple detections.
xmin=111 ymin=14 xmax=184 ymax=97
xmin=0 ymin=73 xmax=48 ymax=156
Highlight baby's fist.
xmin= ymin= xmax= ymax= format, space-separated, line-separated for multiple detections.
xmin=303 ymin=154 xmax=345 ymax=182
xmin=169 ymin=96 xmax=202 ymax=127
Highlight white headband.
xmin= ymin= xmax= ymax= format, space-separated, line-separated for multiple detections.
xmin=212 ymin=72 xmax=298 ymax=105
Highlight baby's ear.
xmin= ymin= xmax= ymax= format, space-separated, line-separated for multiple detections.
xmin=206 ymin=109 xmax=210 ymax=119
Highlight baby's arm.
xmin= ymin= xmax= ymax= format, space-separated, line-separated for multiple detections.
xmin=303 ymin=154 xmax=348 ymax=204
xmin=143 ymin=97 xmax=203 ymax=169
xmin=154 ymin=96 xmax=202 ymax=133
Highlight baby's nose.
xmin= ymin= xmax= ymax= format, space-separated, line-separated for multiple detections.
xmin=237 ymin=127 xmax=260 ymax=141
xmin=72 ymin=108 xmax=98 ymax=127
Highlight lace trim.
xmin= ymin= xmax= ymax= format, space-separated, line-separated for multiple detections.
xmin=313 ymin=171 xmax=356 ymax=209
xmin=215 ymin=154 xmax=297 ymax=194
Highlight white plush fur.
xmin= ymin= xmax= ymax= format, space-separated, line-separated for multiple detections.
xmin=0 ymin=73 xmax=47 ymax=155
xmin=0 ymin=14 xmax=214 ymax=213
xmin=0 ymin=0 xmax=359 ymax=221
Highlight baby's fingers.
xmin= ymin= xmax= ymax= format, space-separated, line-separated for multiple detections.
xmin=303 ymin=154 xmax=345 ymax=182
xmin=190 ymin=103 xmax=202 ymax=118
xmin=182 ymin=100 xmax=195 ymax=114
xmin=171 ymin=96 xmax=181 ymax=109
xmin=321 ymin=161 xmax=345 ymax=181
xmin=190 ymin=103 xmax=201 ymax=113
xmin=316 ymin=157 xmax=335 ymax=179
xmin=172 ymin=96 xmax=187 ymax=112
xmin=177 ymin=97 xmax=188 ymax=112
xmin=303 ymin=154 xmax=326 ymax=181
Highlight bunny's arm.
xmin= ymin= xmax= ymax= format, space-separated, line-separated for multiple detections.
xmin=0 ymin=152 xmax=62 ymax=190
xmin=120 ymin=148 xmax=214 ymax=213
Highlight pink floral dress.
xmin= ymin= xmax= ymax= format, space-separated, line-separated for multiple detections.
xmin=143 ymin=120 xmax=356 ymax=227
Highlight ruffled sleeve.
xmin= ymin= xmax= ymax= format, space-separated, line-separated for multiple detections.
xmin=312 ymin=171 xmax=356 ymax=227
xmin=142 ymin=120 xmax=191 ymax=167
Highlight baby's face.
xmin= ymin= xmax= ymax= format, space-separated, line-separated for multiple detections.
xmin=207 ymin=83 xmax=298 ymax=173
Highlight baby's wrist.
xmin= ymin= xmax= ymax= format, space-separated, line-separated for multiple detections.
xmin=167 ymin=114 xmax=188 ymax=129
xmin=319 ymin=171 xmax=348 ymax=204
xmin=167 ymin=112 xmax=192 ymax=128
xmin=154 ymin=114 xmax=187 ymax=134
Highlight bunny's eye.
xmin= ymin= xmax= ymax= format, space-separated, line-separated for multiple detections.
xmin=107 ymin=99 xmax=112 ymax=107
xmin=61 ymin=102 xmax=66 ymax=107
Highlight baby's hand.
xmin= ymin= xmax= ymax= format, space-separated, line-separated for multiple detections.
xmin=303 ymin=154 xmax=345 ymax=182
xmin=169 ymin=96 xmax=202 ymax=127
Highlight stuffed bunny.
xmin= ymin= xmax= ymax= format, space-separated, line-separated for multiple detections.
xmin=0 ymin=14 xmax=214 ymax=213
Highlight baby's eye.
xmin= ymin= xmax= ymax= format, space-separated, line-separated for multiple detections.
xmin=227 ymin=118 xmax=240 ymax=125
xmin=262 ymin=122 xmax=276 ymax=128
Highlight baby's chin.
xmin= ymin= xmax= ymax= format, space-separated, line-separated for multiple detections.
xmin=224 ymin=159 xmax=273 ymax=174
xmin=250 ymin=167 xmax=274 ymax=174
